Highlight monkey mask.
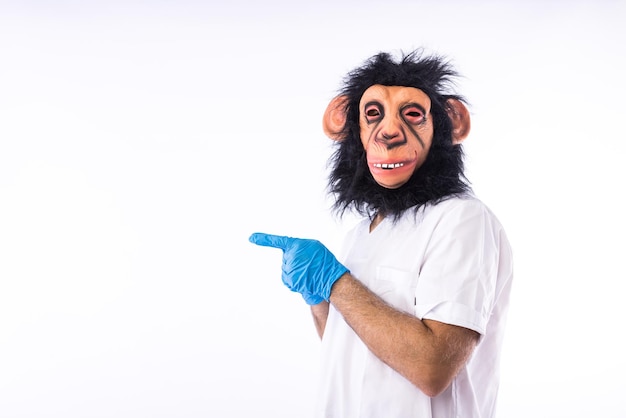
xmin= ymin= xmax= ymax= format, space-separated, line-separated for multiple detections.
xmin=321 ymin=50 xmax=472 ymax=221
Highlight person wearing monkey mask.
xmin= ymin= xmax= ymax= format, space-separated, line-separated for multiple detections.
xmin=250 ymin=49 xmax=513 ymax=418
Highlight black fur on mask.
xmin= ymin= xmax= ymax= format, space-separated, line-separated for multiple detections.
xmin=327 ymin=49 xmax=472 ymax=221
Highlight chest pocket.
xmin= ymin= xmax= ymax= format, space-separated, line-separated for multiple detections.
xmin=372 ymin=266 xmax=418 ymax=313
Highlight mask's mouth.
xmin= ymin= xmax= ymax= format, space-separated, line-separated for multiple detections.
xmin=373 ymin=163 xmax=405 ymax=170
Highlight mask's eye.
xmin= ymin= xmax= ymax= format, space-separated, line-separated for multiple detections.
xmin=402 ymin=105 xmax=425 ymax=125
xmin=364 ymin=103 xmax=383 ymax=123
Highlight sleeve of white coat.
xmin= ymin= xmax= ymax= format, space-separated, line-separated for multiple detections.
xmin=414 ymin=199 xmax=502 ymax=335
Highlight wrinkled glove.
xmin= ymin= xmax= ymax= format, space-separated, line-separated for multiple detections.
xmin=249 ymin=232 xmax=349 ymax=305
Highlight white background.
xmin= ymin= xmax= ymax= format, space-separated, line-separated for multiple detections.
xmin=1 ymin=1 xmax=625 ymax=417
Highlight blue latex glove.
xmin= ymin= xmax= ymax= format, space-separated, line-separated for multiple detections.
xmin=249 ymin=232 xmax=349 ymax=305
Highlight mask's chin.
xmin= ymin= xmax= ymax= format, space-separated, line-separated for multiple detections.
xmin=370 ymin=167 xmax=414 ymax=190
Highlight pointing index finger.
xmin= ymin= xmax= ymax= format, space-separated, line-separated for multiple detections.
xmin=248 ymin=232 xmax=292 ymax=250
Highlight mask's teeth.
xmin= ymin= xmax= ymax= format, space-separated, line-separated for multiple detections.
xmin=374 ymin=163 xmax=405 ymax=169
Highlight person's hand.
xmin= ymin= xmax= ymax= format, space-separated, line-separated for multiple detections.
xmin=249 ymin=233 xmax=348 ymax=305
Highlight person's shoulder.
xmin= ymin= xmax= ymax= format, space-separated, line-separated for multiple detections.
xmin=426 ymin=193 xmax=507 ymax=227
xmin=429 ymin=193 xmax=488 ymax=213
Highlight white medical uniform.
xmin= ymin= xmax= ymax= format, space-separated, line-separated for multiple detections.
xmin=315 ymin=195 xmax=513 ymax=418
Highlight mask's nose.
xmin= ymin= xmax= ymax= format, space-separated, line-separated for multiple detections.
xmin=376 ymin=119 xmax=405 ymax=148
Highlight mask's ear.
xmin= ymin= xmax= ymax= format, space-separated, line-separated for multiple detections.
xmin=446 ymin=98 xmax=471 ymax=144
xmin=322 ymin=95 xmax=349 ymax=141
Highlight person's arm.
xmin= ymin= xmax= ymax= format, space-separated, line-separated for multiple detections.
xmin=249 ymin=231 xmax=479 ymax=396
xmin=310 ymin=301 xmax=329 ymax=339
xmin=329 ymin=273 xmax=479 ymax=398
